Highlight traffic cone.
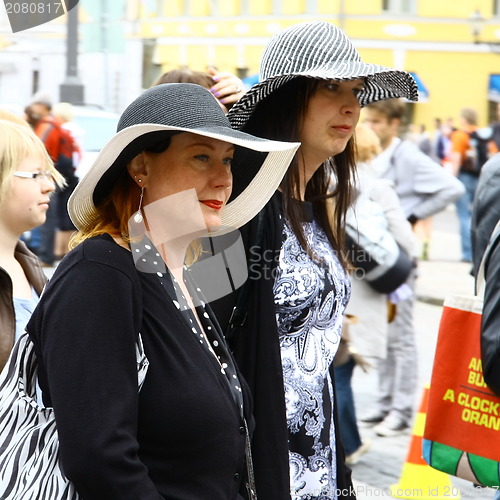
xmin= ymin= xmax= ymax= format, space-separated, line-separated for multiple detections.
xmin=390 ymin=385 xmax=460 ymax=500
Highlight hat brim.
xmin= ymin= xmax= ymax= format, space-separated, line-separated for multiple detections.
xmin=227 ymin=64 xmax=419 ymax=130
xmin=68 ymin=123 xmax=299 ymax=233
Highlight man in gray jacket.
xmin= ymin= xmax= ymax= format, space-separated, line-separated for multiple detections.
xmin=361 ymin=98 xmax=465 ymax=436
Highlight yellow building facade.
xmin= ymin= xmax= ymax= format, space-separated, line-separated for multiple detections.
xmin=133 ymin=0 xmax=500 ymax=129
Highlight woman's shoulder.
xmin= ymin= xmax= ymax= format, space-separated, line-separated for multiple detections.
xmin=13 ymin=241 xmax=47 ymax=296
xmin=80 ymin=234 xmax=130 ymax=259
xmin=367 ymin=177 xmax=397 ymax=198
xmin=58 ymin=234 xmax=137 ymax=279
xmin=356 ymin=174 xmax=396 ymax=204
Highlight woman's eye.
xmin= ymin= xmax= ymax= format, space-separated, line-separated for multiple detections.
xmin=223 ymin=157 xmax=233 ymax=166
xmin=194 ymin=154 xmax=209 ymax=162
xmin=353 ymin=87 xmax=364 ymax=96
xmin=325 ymin=83 xmax=339 ymax=91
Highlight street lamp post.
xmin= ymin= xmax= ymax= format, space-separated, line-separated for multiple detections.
xmin=59 ymin=4 xmax=84 ymax=103
xmin=468 ymin=9 xmax=500 ymax=54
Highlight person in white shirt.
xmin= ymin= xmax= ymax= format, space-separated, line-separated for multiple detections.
xmin=361 ymin=98 xmax=465 ymax=436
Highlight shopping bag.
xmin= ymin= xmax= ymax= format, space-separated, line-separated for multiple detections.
xmin=422 ymin=293 xmax=500 ymax=487
xmin=0 ymin=333 xmax=149 ymax=499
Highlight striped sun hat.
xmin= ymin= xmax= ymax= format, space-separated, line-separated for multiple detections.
xmin=228 ymin=21 xmax=419 ymax=130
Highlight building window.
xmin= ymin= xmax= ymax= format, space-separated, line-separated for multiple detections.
xmin=382 ymin=0 xmax=415 ymax=14
xmin=155 ymin=0 xmax=163 ymax=16
xmin=184 ymin=0 xmax=217 ymax=16
xmin=305 ymin=0 xmax=318 ymax=13
xmin=241 ymin=0 xmax=250 ymax=15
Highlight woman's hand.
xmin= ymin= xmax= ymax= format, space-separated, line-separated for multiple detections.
xmin=208 ymin=67 xmax=246 ymax=109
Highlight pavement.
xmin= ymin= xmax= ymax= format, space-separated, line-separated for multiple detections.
xmin=42 ymin=206 xmax=495 ymax=499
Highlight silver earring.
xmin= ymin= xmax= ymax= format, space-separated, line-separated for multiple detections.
xmin=133 ymin=187 xmax=144 ymax=224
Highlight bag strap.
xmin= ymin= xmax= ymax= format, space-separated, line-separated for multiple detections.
xmin=244 ymin=418 xmax=257 ymax=500
xmin=475 ymin=218 xmax=500 ymax=297
xmin=40 ymin=121 xmax=55 ymax=144
xmin=225 ymin=208 xmax=266 ymax=342
xmin=40 ymin=121 xmax=66 ymax=165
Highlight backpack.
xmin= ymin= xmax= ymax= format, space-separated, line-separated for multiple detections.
xmin=41 ymin=121 xmax=77 ymax=181
xmin=461 ymin=128 xmax=491 ymax=175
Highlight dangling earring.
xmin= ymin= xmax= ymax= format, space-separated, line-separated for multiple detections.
xmin=133 ymin=187 xmax=144 ymax=224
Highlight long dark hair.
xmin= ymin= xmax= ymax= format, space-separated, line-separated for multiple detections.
xmin=242 ymin=77 xmax=356 ymax=268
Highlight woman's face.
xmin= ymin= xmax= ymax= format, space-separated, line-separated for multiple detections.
xmin=139 ymin=132 xmax=233 ymax=230
xmin=0 ymin=155 xmax=55 ymax=236
xmin=299 ymin=79 xmax=363 ymax=168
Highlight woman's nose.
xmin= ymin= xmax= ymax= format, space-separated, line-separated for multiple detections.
xmin=213 ymin=162 xmax=232 ymax=189
xmin=342 ymin=92 xmax=361 ymax=114
xmin=41 ymin=176 xmax=56 ymax=193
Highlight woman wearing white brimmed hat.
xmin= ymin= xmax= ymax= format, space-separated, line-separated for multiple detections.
xmin=23 ymin=83 xmax=299 ymax=499
xmin=211 ymin=20 xmax=418 ymax=499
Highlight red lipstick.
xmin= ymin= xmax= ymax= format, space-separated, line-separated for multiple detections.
xmin=200 ymin=200 xmax=223 ymax=210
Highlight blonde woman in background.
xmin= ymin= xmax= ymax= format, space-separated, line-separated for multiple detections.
xmin=0 ymin=116 xmax=64 ymax=370
xmin=333 ymin=123 xmax=416 ymax=464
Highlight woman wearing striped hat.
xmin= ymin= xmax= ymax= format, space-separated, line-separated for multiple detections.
xmin=211 ymin=20 xmax=418 ymax=500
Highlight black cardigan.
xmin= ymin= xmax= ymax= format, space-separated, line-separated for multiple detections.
xmin=26 ymin=235 xmax=253 ymax=500
xmin=211 ymin=193 xmax=356 ymax=500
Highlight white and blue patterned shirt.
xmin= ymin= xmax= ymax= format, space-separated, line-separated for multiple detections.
xmin=274 ymin=207 xmax=350 ymax=500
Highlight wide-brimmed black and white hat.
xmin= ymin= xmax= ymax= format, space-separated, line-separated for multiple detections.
xmin=68 ymin=83 xmax=299 ymax=232
xmin=228 ymin=20 xmax=419 ymax=130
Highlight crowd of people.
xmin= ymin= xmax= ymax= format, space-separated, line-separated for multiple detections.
xmin=1 ymin=18 xmax=499 ymax=500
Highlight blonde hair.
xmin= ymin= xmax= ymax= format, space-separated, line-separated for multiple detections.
xmin=0 ymin=109 xmax=29 ymax=127
xmin=0 ymin=119 xmax=65 ymax=203
xmin=52 ymin=102 xmax=74 ymax=123
xmin=354 ymin=122 xmax=382 ymax=163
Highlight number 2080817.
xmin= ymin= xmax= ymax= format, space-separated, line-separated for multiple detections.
xmin=5 ymin=2 xmax=64 ymax=14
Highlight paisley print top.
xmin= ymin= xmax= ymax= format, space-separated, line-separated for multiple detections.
xmin=273 ymin=207 xmax=351 ymax=500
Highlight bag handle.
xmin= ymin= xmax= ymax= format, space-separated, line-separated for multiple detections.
xmin=13 ymin=334 xmax=38 ymax=402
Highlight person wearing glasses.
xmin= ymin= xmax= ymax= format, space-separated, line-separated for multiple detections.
xmin=0 ymin=117 xmax=65 ymax=370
